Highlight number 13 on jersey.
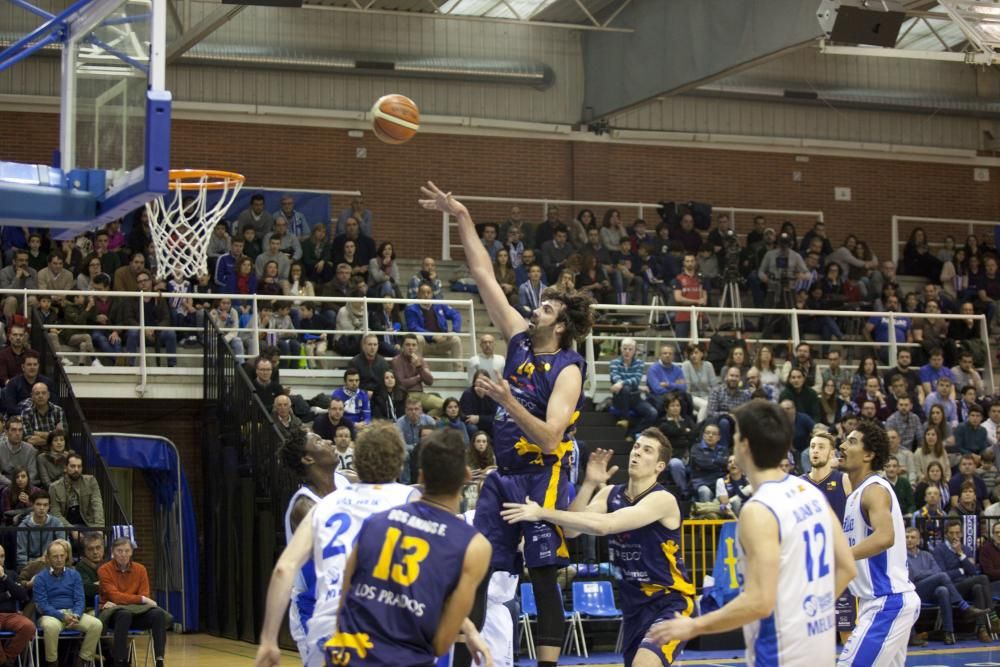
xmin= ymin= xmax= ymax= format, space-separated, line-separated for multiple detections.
xmin=373 ymin=526 xmax=430 ymax=586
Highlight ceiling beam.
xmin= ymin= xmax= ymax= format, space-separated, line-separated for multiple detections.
xmin=166 ymin=3 xmax=246 ymax=63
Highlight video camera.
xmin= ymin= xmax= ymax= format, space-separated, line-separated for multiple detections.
xmin=722 ymin=229 xmax=743 ymax=282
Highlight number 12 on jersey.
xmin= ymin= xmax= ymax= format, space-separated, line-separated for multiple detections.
xmin=802 ymin=523 xmax=830 ymax=582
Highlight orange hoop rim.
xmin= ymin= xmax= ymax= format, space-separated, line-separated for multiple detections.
xmin=167 ymin=169 xmax=246 ymax=191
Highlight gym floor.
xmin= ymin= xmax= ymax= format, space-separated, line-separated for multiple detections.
xmin=154 ymin=634 xmax=999 ymax=665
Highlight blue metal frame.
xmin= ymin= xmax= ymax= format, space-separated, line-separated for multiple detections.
xmin=0 ymin=0 xmax=96 ymax=73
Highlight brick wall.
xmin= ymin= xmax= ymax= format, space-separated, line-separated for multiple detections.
xmin=2 ymin=110 xmax=998 ymax=261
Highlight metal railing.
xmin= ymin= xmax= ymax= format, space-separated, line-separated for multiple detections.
xmin=201 ymin=317 xmax=291 ymax=641
xmin=583 ymin=303 xmax=994 ymax=397
xmin=891 ymin=214 xmax=1000 ymax=266
xmin=437 ymin=194 xmax=824 ymax=259
xmin=7 ymin=288 xmax=477 ymax=394
xmin=28 ymin=310 xmax=131 ymax=530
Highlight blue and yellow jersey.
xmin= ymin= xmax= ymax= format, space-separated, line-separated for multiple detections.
xmin=801 ymin=469 xmax=849 ymax=523
xmin=325 ymin=501 xmax=478 ymax=667
xmin=606 ymin=484 xmax=695 ymax=615
xmin=493 ymin=331 xmax=586 ymax=474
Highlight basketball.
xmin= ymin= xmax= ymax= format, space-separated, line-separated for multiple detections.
xmin=371 ymin=94 xmax=420 ymax=144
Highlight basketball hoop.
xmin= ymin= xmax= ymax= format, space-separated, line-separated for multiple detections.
xmin=145 ymin=169 xmax=245 ymax=280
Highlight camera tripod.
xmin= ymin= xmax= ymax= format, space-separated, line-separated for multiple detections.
xmin=716 ymin=279 xmax=744 ymax=330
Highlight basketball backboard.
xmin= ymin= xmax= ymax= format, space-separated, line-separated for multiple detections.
xmin=0 ymin=0 xmax=170 ymax=234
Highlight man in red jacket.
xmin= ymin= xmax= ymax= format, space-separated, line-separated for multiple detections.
xmin=97 ymin=538 xmax=171 ymax=667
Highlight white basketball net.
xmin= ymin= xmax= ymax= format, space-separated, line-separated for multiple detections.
xmin=145 ymin=170 xmax=245 ymax=280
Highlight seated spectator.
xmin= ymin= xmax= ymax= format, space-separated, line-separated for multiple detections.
xmin=36 ymin=254 xmax=74 ymax=307
xmin=296 ymin=302 xmax=331 ymax=369
xmin=123 ymin=271 xmax=177 ymax=367
xmin=781 ymin=399 xmax=816 ymax=471
xmin=902 ymin=228 xmax=942 ymax=281
xmin=609 ymin=338 xmax=657 ymax=436
xmin=707 ymin=367 xmax=751 ymax=420
xmin=250 ymin=356 xmax=284 ymax=412
xmin=98 ymin=537 xmax=171 ymax=667
xmin=272 ymin=395 xmax=303 ymax=439
xmin=923 ymin=377 xmax=958 ymax=429
xmin=716 ymin=455 xmax=752 ymax=516
xmin=335 ymin=196 xmax=373 ymax=238
xmin=574 ymin=253 xmax=611 ymax=305
xmin=467 ymin=432 xmax=496 ymax=483
xmin=459 ymin=371 xmax=496 ymax=439
xmin=206 ymin=221 xmax=231 ymax=274
xmin=22 ymin=383 xmax=67 ymax=451
xmin=949 ymin=480 xmax=981 ymax=517
xmin=979 ymin=521 xmax=1000 ymax=582
xmin=912 ymin=484 xmax=947 ymax=546
xmin=38 ymin=431 xmax=69 ymax=488
xmin=0 ymin=419 xmax=36 ymax=487
xmin=0 ymin=251 xmax=38 ymax=322
xmin=256 ymin=261 xmax=287 ymax=297
xmin=367 ymin=242 xmax=400 ymax=298
xmin=885 ymin=394 xmax=924 ymax=452
xmin=76 ymin=256 xmax=104 ymax=292
xmin=0 ymin=468 xmax=41 ymax=528
xmin=262 ymin=216 xmax=302 ymax=263
xmin=34 ymin=539 xmax=102 ymax=666
xmin=368 ymin=301 xmax=402 ymax=358
xmin=226 ymin=257 xmax=258 ymax=310
xmin=407 ymin=257 xmax=443 ymax=300
xmin=816 ymin=378 xmax=841 ymax=426
xmin=467 ymin=334 xmax=505 ymax=384
xmin=951 ymin=352 xmax=984 ymax=398
xmin=926 ymin=404 xmax=955 ymax=453
xmin=87 ymin=274 xmax=124 ymax=365
xmin=658 ymin=395 xmax=697 ymax=464
xmin=668 ymin=423 xmax=728 ymax=502
xmin=0 ymin=539 xmax=33 ymax=661
xmin=75 ymin=532 xmax=105 ymax=603
xmin=2 ymin=352 xmax=56 ymax=418
xmin=887 ymin=428 xmax=918 ymax=484
xmin=48 ymin=453 xmax=104 ymax=528
xmin=954 ymin=404 xmax=988 ymax=463
xmin=332 ymin=369 xmax=371 ymax=426
xmin=864 ymin=294 xmax=912 ymax=363
xmin=920 ymin=348 xmax=955 ymax=397
xmin=16 ymin=491 xmax=64 ymax=569
xmin=681 ymin=343 xmax=716 ymax=422
xmin=332 ymin=426 xmax=355 ymax=477
xmin=956 ymin=385 xmax=979 ymax=424
xmin=267 ymin=302 xmax=301 ymax=364
xmin=0 ymin=325 xmax=35 ymax=388
xmin=883 ymin=348 xmax=922 ymax=402
xmin=404 ymin=282 xmax=464 ymax=372
xmin=914 ymin=299 xmax=950 ymax=362
xmin=208 ymin=298 xmax=245 ymax=359
xmin=348 ymin=334 xmax=389 ymax=395
xmin=884 ymin=455 xmax=915 ymax=518
xmin=240 ymin=226 xmax=261 ymax=260
xmin=237 ymin=193 xmax=274 ymax=237
xmin=213 ymin=237 xmax=244 ymax=289
xmin=371 ymin=370 xmax=407 ymax=422
xmin=394 ymin=401 xmax=435 ymax=484
xmin=932 ymin=521 xmax=993 ymax=643
xmin=853 ymin=376 xmax=891 ymax=423
xmin=390 ymin=335 xmax=444 ymax=417
xmin=646 ymin=344 xmax=687 ymax=417
xmin=778 ymin=368 xmax=821 ymax=422
xmin=55 ymin=293 xmax=96 ymax=366
xmin=540 ymin=224 xmax=574 ymax=284
xmin=948 ymin=454 xmax=988 ymax=509
xmin=312 ymin=399 xmax=355 ymax=441
xmin=332 ymin=286 xmax=367 ymax=358
xmin=516 ymin=263 xmax=547 ymax=319
xmin=723 ymin=346 xmax=751 ymax=383
xmin=906 ymin=526 xmax=985 ymax=646
xmin=331 ymin=218 xmax=375 ymax=277
xmin=911 ymin=432 xmax=946 ymax=494
xmin=301 ymin=226 xmax=332 ymax=284
xmin=112 ymin=252 xmax=145 ymax=292
xmin=436 ymin=398 xmax=469 ymax=445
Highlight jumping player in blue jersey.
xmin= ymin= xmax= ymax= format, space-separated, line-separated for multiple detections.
xmin=279 ymin=432 xmax=344 ymax=664
xmin=325 ymin=429 xmax=493 ymax=667
xmin=420 ymin=182 xmax=594 ymax=667
xmin=502 ymin=429 xmax=695 ymax=667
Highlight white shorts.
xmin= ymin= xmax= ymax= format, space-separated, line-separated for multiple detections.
xmin=303 ymin=613 xmax=338 ymax=667
xmin=838 ymin=592 xmax=920 ymax=667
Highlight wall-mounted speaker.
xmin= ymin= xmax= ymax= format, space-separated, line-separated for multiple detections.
xmin=817 ymin=0 xmax=906 ymax=48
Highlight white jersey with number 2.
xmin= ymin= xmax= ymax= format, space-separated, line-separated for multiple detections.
xmin=738 ymin=475 xmax=837 ymax=667
xmin=302 ymin=481 xmax=417 ymax=667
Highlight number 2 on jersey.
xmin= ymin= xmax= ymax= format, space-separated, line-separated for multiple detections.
xmin=373 ymin=526 xmax=430 ymax=586
xmin=322 ymin=513 xmax=351 ymax=560
xmin=802 ymin=523 xmax=830 ymax=582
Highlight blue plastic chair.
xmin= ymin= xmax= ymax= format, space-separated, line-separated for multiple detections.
xmin=93 ymin=594 xmax=154 ymax=667
xmin=0 ymin=628 xmax=33 ymax=667
xmin=518 ymin=583 xmax=583 ymax=658
xmin=571 ymin=581 xmax=624 ymax=655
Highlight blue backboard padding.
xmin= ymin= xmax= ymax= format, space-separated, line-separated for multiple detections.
xmin=0 ymin=180 xmax=97 ymax=225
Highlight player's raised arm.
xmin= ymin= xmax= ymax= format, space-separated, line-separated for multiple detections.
xmin=419 ymin=182 xmax=526 ymax=341
xmin=255 ymin=507 xmax=317 ymax=667
xmin=503 ymin=486 xmax=677 ymax=538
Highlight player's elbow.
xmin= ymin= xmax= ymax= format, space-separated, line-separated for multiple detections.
xmin=747 ymin=593 xmax=776 ymax=620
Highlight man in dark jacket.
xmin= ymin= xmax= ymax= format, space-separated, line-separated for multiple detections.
xmin=348 ymin=335 xmax=389 ymax=394
xmin=122 ymin=271 xmax=177 ymax=367
xmin=0 ymin=543 xmax=33 ymax=665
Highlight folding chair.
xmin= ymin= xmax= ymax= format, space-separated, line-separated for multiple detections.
xmin=94 ymin=595 xmax=153 ymax=667
xmin=518 ymin=583 xmax=583 ymax=658
xmin=33 ymin=627 xmax=97 ymax=667
xmin=571 ymin=580 xmax=624 ymax=657
xmin=0 ymin=629 xmax=34 ymax=667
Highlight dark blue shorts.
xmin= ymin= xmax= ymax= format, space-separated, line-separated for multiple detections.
xmin=473 ymin=469 xmax=570 ymax=572
xmin=622 ymin=594 xmax=695 ymax=667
